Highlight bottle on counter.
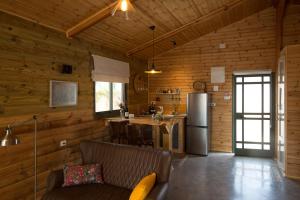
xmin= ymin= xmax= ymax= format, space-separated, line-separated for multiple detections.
xmin=124 ymin=105 xmax=129 ymax=119
xmin=149 ymin=102 xmax=156 ymax=115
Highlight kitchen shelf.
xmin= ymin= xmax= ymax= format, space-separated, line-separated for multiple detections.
xmin=156 ymin=93 xmax=180 ymax=95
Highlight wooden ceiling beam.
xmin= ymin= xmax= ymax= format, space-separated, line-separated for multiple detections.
xmin=66 ymin=0 xmax=137 ymax=38
xmin=126 ymin=0 xmax=243 ymax=56
xmin=66 ymin=1 xmax=118 ymax=38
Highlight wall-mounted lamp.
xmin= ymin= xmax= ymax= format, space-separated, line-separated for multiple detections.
xmin=0 ymin=115 xmax=38 ymax=200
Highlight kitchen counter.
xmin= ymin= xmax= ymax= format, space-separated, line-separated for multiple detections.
xmin=105 ymin=115 xmax=186 ymax=153
xmin=106 ymin=114 xmax=186 ymax=125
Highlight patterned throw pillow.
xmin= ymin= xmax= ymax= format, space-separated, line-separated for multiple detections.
xmin=62 ymin=164 xmax=103 ymax=187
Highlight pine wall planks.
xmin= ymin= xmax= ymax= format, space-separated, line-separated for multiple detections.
xmin=283 ymin=4 xmax=300 ymax=47
xmin=148 ymin=8 xmax=277 ymax=152
xmin=285 ymin=45 xmax=300 ymax=179
xmin=0 ymin=12 xmax=147 ymax=199
xmin=280 ymin=3 xmax=300 ymax=180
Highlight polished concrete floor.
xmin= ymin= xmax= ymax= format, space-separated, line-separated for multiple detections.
xmin=167 ymin=153 xmax=300 ymax=200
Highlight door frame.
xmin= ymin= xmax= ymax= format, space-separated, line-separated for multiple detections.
xmin=232 ymin=73 xmax=276 ymax=157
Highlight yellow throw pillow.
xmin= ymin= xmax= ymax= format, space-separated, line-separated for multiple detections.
xmin=129 ymin=173 xmax=156 ymax=200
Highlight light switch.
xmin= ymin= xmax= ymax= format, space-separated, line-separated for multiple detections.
xmin=213 ymin=85 xmax=219 ymax=92
xmin=219 ymin=43 xmax=226 ymax=49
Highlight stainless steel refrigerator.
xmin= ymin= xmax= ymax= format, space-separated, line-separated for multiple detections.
xmin=186 ymin=93 xmax=210 ymax=155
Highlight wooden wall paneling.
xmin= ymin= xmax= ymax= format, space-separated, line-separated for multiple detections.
xmin=0 ymin=10 xmax=148 ymax=199
xmin=285 ymin=45 xmax=300 ymax=179
xmin=283 ymin=4 xmax=300 ymax=47
xmin=148 ymin=8 xmax=276 ymax=152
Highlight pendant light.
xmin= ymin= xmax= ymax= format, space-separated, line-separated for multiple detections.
xmin=145 ymin=26 xmax=162 ymax=74
xmin=111 ymin=0 xmax=134 ymax=20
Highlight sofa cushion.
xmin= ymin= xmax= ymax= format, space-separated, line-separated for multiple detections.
xmin=129 ymin=172 xmax=156 ymax=200
xmin=42 ymin=184 xmax=131 ymax=200
xmin=63 ymin=164 xmax=103 ymax=187
xmin=80 ymin=141 xmax=171 ymax=190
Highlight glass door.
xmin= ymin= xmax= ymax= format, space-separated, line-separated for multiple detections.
xmin=233 ymin=74 xmax=274 ymax=157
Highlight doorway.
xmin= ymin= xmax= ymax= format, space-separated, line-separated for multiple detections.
xmin=233 ymin=74 xmax=275 ymax=157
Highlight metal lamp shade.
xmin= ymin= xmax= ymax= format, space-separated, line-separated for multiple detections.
xmin=0 ymin=126 xmax=20 ymax=146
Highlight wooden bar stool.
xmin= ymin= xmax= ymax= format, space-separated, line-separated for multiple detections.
xmin=139 ymin=125 xmax=154 ymax=147
xmin=108 ymin=120 xmax=129 ymax=144
xmin=126 ymin=124 xmax=142 ymax=146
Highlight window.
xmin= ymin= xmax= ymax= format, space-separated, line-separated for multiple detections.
xmin=95 ymin=82 xmax=125 ymax=113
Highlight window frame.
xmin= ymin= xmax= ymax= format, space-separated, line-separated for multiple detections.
xmin=94 ymin=81 xmax=127 ymax=118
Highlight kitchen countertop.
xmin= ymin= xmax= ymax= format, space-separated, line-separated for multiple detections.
xmin=105 ymin=114 xmax=186 ymax=126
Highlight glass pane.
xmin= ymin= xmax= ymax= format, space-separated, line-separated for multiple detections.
xmin=244 ymin=84 xmax=262 ymax=113
xmin=244 ymin=120 xmax=262 ymax=142
xmin=264 ymin=145 xmax=270 ymax=150
xmin=264 ymin=120 xmax=270 ymax=143
xmin=236 ymin=77 xmax=243 ymax=83
xmin=264 ymin=84 xmax=270 ymax=113
xmin=263 ymin=76 xmax=270 ymax=82
xmin=244 ymin=77 xmax=262 ymax=82
xmin=244 ymin=115 xmax=262 ymax=118
xmin=112 ymin=83 xmax=124 ymax=110
xmin=236 ymin=143 xmax=242 ymax=148
xmin=244 ymin=143 xmax=262 ymax=149
xmin=95 ymin=82 xmax=110 ymax=112
xmin=236 ymin=85 xmax=242 ymax=113
xmin=264 ymin=115 xmax=270 ymax=119
xmin=236 ymin=119 xmax=242 ymax=141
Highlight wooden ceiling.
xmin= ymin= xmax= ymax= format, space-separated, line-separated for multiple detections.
xmin=0 ymin=0 xmax=273 ymax=59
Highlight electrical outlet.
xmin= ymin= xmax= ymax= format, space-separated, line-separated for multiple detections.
xmin=60 ymin=140 xmax=67 ymax=147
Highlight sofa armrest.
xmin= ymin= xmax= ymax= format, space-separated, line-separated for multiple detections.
xmin=46 ymin=169 xmax=64 ymax=192
xmin=146 ymin=182 xmax=168 ymax=200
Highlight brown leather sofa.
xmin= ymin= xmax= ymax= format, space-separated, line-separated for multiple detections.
xmin=42 ymin=141 xmax=172 ymax=200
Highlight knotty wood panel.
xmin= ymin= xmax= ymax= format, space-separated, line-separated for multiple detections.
xmin=0 ymin=0 xmax=273 ymax=58
xmin=283 ymin=4 xmax=300 ymax=47
xmin=149 ymin=8 xmax=276 ymax=152
xmin=285 ymin=45 xmax=300 ymax=179
xmin=0 ymin=11 xmax=147 ymax=199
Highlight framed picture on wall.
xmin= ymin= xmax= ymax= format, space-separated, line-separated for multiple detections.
xmin=49 ymin=80 xmax=78 ymax=107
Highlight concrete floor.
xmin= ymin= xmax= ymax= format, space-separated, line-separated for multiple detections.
xmin=167 ymin=153 xmax=300 ymax=200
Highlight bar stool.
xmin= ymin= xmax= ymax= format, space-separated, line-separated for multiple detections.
xmin=126 ymin=124 xmax=142 ymax=146
xmin=140 ymin=125 xmax=154 ymax=147
xmin=108 ymin=120 xmax=129 ymax=144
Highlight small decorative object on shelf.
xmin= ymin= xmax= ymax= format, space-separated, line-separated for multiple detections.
xmin=155 ymin=88 xmax=181 ymax=102
xmin=156 ymin=88 xmax=181 ymax=95
xmin=193 ymin=81 xmax=206 ymax=92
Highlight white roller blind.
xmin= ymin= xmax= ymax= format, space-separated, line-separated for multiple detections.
xmin=92 ymin=55 xmax=130 ymax=83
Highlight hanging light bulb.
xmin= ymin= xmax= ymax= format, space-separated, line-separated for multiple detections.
xmin=111 ymin=0 xmax=134 ymax=20
xmin=120 ymin=0 xmax=128 ymax=11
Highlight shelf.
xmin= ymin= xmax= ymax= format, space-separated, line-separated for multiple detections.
xmin=156 ymin=93 xmax=180 ymax=95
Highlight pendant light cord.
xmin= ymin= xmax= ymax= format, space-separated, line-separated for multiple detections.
xmin=152 ymin=27 xmax=154 ymax=69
